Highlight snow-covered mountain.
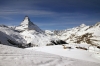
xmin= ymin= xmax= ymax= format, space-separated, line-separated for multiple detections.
xmin=49 ymin=22 xmax=100 ymax=46
xmin=15 ymin=16 xmax=43 ymax=33
xmin=15 ymin=16 xmax=51 ymax=46
xmin=0 ymin=25 xmax=27 ymax=47
xmin=0 ymin=16 xmax=51 ymax=47
xmin=0 ymin=16 xmax=100 ymax=47
xmin=1 ymin=16 xmax=100 ymax=66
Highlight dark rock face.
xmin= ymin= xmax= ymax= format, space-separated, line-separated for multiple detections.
xmin=51 ymin=40 xmax=68 ymax=45
xmin=75 ymin=33 xmax=93 ymax=44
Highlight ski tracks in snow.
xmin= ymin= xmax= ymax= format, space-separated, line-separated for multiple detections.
xmin=0 ymin=44 xmax=100 ymax=66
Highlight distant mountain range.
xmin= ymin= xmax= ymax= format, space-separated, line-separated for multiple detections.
xmin=0 ymin=16 xmax=100 ymax=48
xmin=48 ymin=22 xmax=100 ymax=45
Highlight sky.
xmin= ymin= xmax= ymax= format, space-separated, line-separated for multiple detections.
xmin=0 ymin=0 xmax=100 ymax=30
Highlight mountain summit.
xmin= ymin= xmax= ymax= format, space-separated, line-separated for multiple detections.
xmin=79 ymin=24 xmax=86 ymax=27
xmin=16 ymin=16 xmax=43 ymax=32
xmin=94 ymin=22 xmax=100 ymax=26
xmin=21 ymin=16 xmax=31 ymax=26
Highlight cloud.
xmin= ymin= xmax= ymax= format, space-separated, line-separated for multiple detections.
xmin=0 ymin=9 xmax=56 ymax=17
xmin=0 ymin=0 xmax=100 ymax=17
xmin=0 ymin=16 xmax=13 ymax=20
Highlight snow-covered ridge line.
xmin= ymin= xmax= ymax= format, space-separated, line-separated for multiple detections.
xmin=47 ymin=22 xmax=100 ymax=46
xmin=0 ymin=16 xmax=100 ymax=47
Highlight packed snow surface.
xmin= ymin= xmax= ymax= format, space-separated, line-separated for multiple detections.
xmin=0 ymin=44 xmax=100 ymax=66
xmin=27 ymin=44 xmax=100 ymax=63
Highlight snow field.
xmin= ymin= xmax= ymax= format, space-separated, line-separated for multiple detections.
xmin=0 ymin=44 xmax=100 ymax=66
xmin=27 ymin=44 xmax=100 ymax=63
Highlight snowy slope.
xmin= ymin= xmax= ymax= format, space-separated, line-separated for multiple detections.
xmin=20 ymin=30 xmax=51 ymax=46
xmin=0 ymin=25 xmax=26 ymax=46
xmin=27 ymin=43 xmax=100 ymax=63
xmin=0 ymin=44 xmax=100 ymax=66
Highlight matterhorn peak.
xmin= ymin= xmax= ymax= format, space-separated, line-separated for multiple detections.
xmin=23 ymin=16 xmax=30 ymax=22
xmin=15 ymin=16 xmax=43 ymax=32
xmin=20 ymin=16 xmax=33 ymax=26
